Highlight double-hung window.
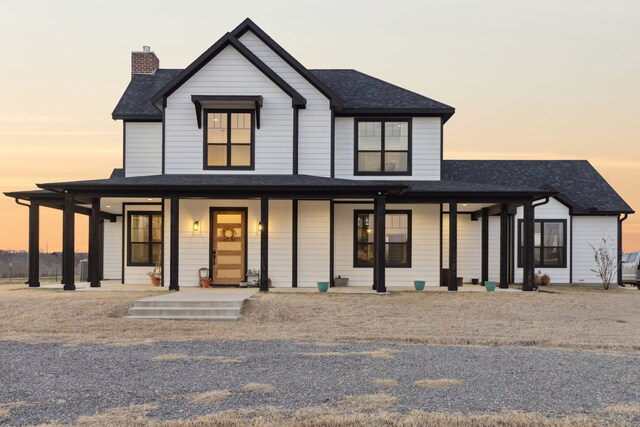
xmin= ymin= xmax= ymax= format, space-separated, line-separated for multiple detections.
xmin=128 ymin=212 xmax=162 ymax=266
xmin=518 ymin=219 xmax=566 ymax=268
xmin=355 ymin=119 xmax=411 ymax=175
xmin=204 ymin=110 xmax=254 ymax=169
xmin=354 ymin=210 xmax=411 ymax=267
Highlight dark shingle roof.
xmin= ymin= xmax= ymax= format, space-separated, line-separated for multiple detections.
xmin=112 ymin=69 xmax=182 ymax=120
xmin=310 ymin=69 xmax=454 ymax=113
xmin=442 ymin=160 xmax=633 ymax=214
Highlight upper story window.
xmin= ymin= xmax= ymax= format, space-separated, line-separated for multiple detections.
xmin=128 ymin=212 xmax=162 ymax=267
xmin=355 ymin=119 xmax=411 ymax=175
xmin=518 ymin=219 xmax=567 ymax=268
xmin=204 ymin=110 xmax=254 ymax=170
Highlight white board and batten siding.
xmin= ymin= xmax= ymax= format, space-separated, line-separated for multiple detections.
xmin=102 ymin=217 xmax=122 ymax=280
xmin=334 ymin=203 xmax=440 ymax=287
xmin=572 ymin=216 xmax=618 ymax=283
xmin=334 ymin=117 xmax=441 ymax=180
xmin=163 ymin=45 xmax=294 ymax=175
xmin=239 ymin=31 xmax=332 ymax=177
xmin=124 ymin=122 xmax=162 ymax=177
xmin=123 ymin=204 xmax=162 ymax=284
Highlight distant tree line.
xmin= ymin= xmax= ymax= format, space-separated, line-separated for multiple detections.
xmin=0 ymin=250 xmax=88 ymax=279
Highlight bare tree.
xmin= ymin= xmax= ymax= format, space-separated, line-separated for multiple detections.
xmin=589 ymin=238 xmax=617 ymax=290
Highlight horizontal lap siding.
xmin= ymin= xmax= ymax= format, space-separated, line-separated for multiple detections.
xmin=164 ymin=46 xmax=293 ymax=174
xmin=124 ymin=122 xmax=162 ymax=177
xmin=514 ymin=198 xmax=571 ymax=284
xmin=297 ymin=201 xmax=330 ymax=287
xmin=239 ymin=31 xmax=332 ymax=177
xmin=334 ymin=204 xmax=440 ymax=286
xmin=334 ymin=117 xmax=441 ymax=180
xmin=124 ymin=204 xmax=161 ymax=285
xmin=102 ymin=217 xmax=122 ymax=280
xmin=442 ymin=214 xmax=481 ymax=283
xmin=572 ymin=216 xmax=618 ymax=284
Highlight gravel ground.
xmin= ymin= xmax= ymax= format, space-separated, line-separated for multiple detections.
xmin=1 ymin=340 xmax=640 ymax=425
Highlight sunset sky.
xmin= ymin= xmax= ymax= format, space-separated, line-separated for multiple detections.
xmin=0 ymin=0 xmax=638 ymax=253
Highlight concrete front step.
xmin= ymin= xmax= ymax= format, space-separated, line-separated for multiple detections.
xmin=128 ymin=306 xmax=241 ymax=319
xmin=133 ymin=300 xmax=244 ymax=309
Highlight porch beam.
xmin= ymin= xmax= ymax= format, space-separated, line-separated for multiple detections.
xmin=88 ymin=198 xmax=101 ymax=287
xmin=470 ymin=203 xmax=519 ymax=221
xmin=499 ymin=204 xmax=509 ymax=289
xmin=522 ymin=201 xmax=535 ymax=291
xmin=260 ymin=197 xmax=269 ymax=292
xmin=481 ymin=207 xmax=489 ymax=284
xmin=169 ymin=198 xmax=180 ymax=291
xmin=374 ymin=194 xmax=386 ymax=293
xmin=27 ymin=202 xmax=40 ymax=287
xmin=448 ymin=202 xmax=458 ymax=291
xmin=62 ymin=195 xmax=76 ymax=291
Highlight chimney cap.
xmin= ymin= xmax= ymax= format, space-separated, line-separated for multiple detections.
xmin=143 ymin=46 xmax=151 ymax=52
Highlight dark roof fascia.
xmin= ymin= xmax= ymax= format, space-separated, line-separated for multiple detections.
xmin=117 ymin=116 xmax=163 ymax=122
xmin=335 ymin=108 xmax=455 ymax=123
xmin=230 ymin=18 xmax=345 ymax=109
xmin=4 ymin=190 xmax=64 ymax=200
xmin=150 ymin=34 xmax=306 ymax=110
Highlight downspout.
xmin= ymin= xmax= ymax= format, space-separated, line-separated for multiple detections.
xmin=618 ymin=213 xmax=629 ymax=285
xmin=14 ymin=198 xmax=30 ymax=208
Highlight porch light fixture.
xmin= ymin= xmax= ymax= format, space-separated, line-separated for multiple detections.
xmin=193 ymin=221 xmax=200 ymax=232
xmin=257 ymin=222 xmax=263 ymax=232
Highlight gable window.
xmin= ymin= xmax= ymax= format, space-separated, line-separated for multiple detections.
xmin=355 ymin=119 xmax=411 ymax=175
xmin=518 ymin=219 xmax=566 ymax=268
xmin=204 ymin=110 xmax=254 ymax=169
xmin=128 ymin=212 xmax=162 ymax=266
xmin=354 ymin=210 xmax=411 ymax=267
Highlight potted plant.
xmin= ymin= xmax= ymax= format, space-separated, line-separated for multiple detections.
xmin=540 ymin=274 xmax=550 ymax=286
xmin=333 ymin=275 xmax=349 ymax=287
xmin=414 ymin=280 xmax=426 ymax=291
xmin=147 ymin=260 xmax=161 ymax=286
xmin=484 ymin=281 xmax=497 ymax=292
xmin=317 ymin=281 xmax=329 ymax=293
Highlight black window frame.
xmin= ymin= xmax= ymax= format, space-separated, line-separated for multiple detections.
xmin=127 ymin=211 xmax=163 ymax=267
xmin=203 ymin=109 xmax=256 ymax=170
xmin=353 ymin=209 xmax=412 ymax=268
xmin=517 ymin=219 xmax=567 ymax=269
xmin=354 ymin=118 xmax=412 ymax=176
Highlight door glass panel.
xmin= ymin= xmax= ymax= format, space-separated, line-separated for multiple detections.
xmin=217 ymin=241 xmax=242 ymax=251
xmin=217 ymin=269 xmax=241 ymax=279
xmin=218 ymin=255 xmax=242 ymax=265
xmin=217 ymin=214 xmax=242 ymax=223
xmin=622 ymin=253 xmax=630 ymax=263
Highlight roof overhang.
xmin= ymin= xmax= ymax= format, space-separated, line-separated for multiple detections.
xmin=335 ymin=108 xmax=455 ymax=123
xmin=191 ymin=95 xmax=264 ymax=129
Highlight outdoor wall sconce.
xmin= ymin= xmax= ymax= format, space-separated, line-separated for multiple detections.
xmin=257 ymin=222 xmax=264 ymax=232
xmin=193 ymin=221 xmax=200 ymax=232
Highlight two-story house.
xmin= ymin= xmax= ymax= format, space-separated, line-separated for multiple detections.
xmin=6 ymin=18 xmax=633 ymax=292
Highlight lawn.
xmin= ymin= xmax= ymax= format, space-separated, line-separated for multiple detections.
xmin=1 ymin=283 xmax=639 ymax=351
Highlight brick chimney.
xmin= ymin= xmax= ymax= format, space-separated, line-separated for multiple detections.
xmin=131 ymin=46 xmax=159 ymax=77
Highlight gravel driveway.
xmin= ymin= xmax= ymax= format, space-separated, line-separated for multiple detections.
xmin=1 ymin=340 xmax=639 ymax=425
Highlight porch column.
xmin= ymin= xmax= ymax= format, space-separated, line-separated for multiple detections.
xmin=260 ymin=197 xmax=269 ymax=292
xmin=62 ymin=195 xmax=75 ymax=291
xmin=292 ymin=199 xmax=298 ymax=287
xmin=27 ymin=201 xmax=40 ymax=287
xmin=499 ymin=204 xmax=509 ymax=289
xmin=169 ymin=197 xmax=180 ymax=291
xmin=448 ymin=202 xmax=458 ymax=291
xmin=522 ymin=201 xmax=535 ymax=291
xmin=374 ymin=194 xmax=386 ymax=293
xmin=88 ymin=198 xmax=101 ymax=287
xmin=481 ymin=207 xmax=489 ymax=284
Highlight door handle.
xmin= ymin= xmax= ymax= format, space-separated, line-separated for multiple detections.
xmin=212 ymin=250 xmax=216 ymax=264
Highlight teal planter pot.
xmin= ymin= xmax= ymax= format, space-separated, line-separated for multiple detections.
xmin=414 ymin=280 xmax=426 ymax=291
xmin=317 ymin=281 xmax=329 ymax=293
xmin=484 ymin=281 xmax=497 ymax=292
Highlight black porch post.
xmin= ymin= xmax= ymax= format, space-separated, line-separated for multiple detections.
xmin=27 ymin=201 xmax=40 ymax=287
xmin=260 ymin=197 xmax=269 ymax=292
xmin=169 ymin=197 xmax=180 ymax=291
xmin=292 ymin=199 xmax=298 ymax=288
xmin=448 ymin=202 xmax=458 ymax=291
xmin=374 ymin=194 xmax=386 ymax=293
xmin=522 ymin=201 xmax=535 ymax=291
xmin=481 ymin=207 xmax=489 ymax=284
xmin=499 ymin=204 xmax=509 ymax=289
xmin=88 ymin=198 xmax=101 ymax=287
xmin=62 ymin=195 xmax=75 ymax=291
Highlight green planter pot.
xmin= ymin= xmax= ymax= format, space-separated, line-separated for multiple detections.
xmin=414 ymin=280 xmax=426 ymax=291
xmin=317 ymin=281 xmax=329 ymax=293
xmin=484 ymin=281 xmax=497 ymax=292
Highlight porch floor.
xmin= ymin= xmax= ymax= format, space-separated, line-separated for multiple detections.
xmin=270 ymin=285 xmax=524 ymax=293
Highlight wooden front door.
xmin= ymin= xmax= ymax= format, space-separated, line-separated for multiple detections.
xmin=210 ymin=209 xmax=246 ymax=285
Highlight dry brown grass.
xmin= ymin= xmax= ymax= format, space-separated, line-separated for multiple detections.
xmin=599 ymin=402 xmax=640 ymax=414
xmin=340 ymin=393 xmax=398 ymax=409
xmin=414 ymin=378 xmax=464 ymax=388
xmin=182 ymin=390 xmax=233 ymax=405
xmin=241 ymin=383 xmax=274 ymax=393
xmin=75 ymin=404 xmax=158 ymax=426
xmin=0 ymin=401 xmax=28 ymax=420
xmin=298 ymin=348 xmax=398 ymax=359
xmin=371 ymin=378 xmax=399 ymax=387
xmin=152 ymin=353 xmax=245 ymax=363
xmin=2 ymin=284 xmax=640 ymax=352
